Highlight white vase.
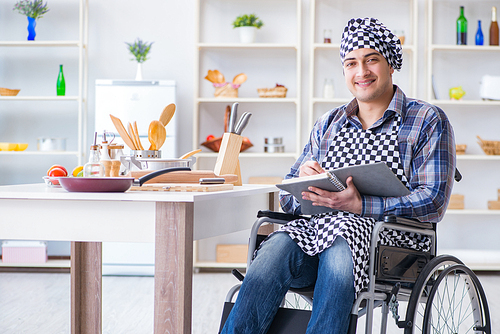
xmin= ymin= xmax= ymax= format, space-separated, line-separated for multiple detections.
xmin=237 ymin=26 xmax=257 ymax=43
xmin=135 ymin=63 xmax=143 ymax=81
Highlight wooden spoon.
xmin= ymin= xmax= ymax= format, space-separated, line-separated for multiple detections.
xmin=148 ymin=120 xmax=166 ymax=151
xmin=109 ymin=114 xmax=136 ymax=150
xmin=232 ymin=73 xmax=247 ymax=85
xmin=214 ymin=70 xmax=225 ymax=83
xmin=207 ymin=70 xmax=217 ymax=83
xmin=133 ymin=121 xmax=144 ymax=150
xmin=159 ymin=103 xmax=176 ymax=126
xmin=179 ymin=149 xmax=202 ymax=159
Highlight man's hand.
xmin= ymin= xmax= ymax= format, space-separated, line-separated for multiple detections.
xmin=301 ymin=176 xmax=362 ymax=215
xmin=299 ymin=160 xmax=325 ymax=177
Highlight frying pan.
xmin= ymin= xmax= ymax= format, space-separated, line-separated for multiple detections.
xmin=58 ymin=167 xmax=190 ymax=192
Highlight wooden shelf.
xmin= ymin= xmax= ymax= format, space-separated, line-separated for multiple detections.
xmin=0 ymin=259 xmax=70 ymax=268
xmin=430 ymin=99 xmax=500 ymax=106
xmin=0 ymin=41 xmax=81 ymax=47
xmin=198 ymin=43 xmax=297 ymax=49
xmin=196 ymin=152 xmax=298 ymax=159
xmin=197 ymin=97 xmax=298 ymax=104
xmin=456 ymin=154 xmax=500 ymax=161
xmin=446 ymin=209 xmax=500 ymax=215
xmin=431 ymin=44 xmax=500 ymax=52
xmin=0 ymin=151 xmax=81 ymax=156
xmin=0 ymin=96 xmax=80 ymax=101
xmin=194 ymin=261 xmax=246 ymax=269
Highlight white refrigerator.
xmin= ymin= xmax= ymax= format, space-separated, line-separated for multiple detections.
xmin=95 ymin=79 xmax=177 ymax=276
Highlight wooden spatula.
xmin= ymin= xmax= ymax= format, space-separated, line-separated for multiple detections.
xmin=133 ymin=121 xmax=144 ymax=150
xmin=148 ymin=120 xmax=166 ymax=151
xmin=159 ymin=103 xmax=176 ymax=126
xmin=109 ymin=114 xmax=136 ymax=150
xmin=127 ymin=122 xmax=139 ymax=150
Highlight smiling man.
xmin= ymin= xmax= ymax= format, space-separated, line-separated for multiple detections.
xmin=221 ymin=18 xmax=455 ymax=334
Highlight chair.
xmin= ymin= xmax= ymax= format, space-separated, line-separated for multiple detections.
xmin=219 ymin=207 xmax=491 ymax=333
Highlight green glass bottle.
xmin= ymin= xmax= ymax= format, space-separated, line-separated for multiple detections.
xmin=457 ymin=6 xmax=467 ymax=45
xmin=56 ymin=64 xmax=66 ymax=96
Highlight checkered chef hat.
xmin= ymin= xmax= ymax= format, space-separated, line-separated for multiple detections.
xmin=340 ymin=17 xmax=402 ymax=71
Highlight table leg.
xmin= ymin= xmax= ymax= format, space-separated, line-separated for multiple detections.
xmin=71 ymin=241 xmax=102 ymax=334
xmin=154 ymin=202 xmax=194 ymax=334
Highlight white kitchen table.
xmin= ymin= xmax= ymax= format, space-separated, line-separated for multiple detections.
xmin=0 ymin=183 xmax=278 ymax=333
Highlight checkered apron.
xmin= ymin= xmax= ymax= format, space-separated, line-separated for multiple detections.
xmin=279 ymin=114 xmax=431 ymax=297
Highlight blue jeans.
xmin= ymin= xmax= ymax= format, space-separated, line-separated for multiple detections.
xmin=221 ymin=232 xmax=355 ymax=334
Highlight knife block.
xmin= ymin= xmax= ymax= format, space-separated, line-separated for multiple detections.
xmin=214 ymin=132 xmax=243 ymax=186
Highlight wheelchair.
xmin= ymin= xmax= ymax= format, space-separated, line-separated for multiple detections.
xmin=219 ymin=202 xmax=491 ymax=333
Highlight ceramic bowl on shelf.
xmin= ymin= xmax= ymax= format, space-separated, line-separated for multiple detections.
xmin=15 ymin=143 xmax=28 ymax=151
xmin=0 ymin=143 xmax=17 ymax=151
xmin=0 ymin=88 xmax=20 ymax=96
xmin=0 ymin=143 xmax=29 ymax=151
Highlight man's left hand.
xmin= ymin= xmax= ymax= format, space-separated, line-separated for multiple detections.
xmin=301 ymin=176 xmax=362 ymax=215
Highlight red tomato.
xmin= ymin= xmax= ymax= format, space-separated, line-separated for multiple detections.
xmin=206 ymin=134 xmax=215 ymax=141
xmin=48 ymin=167 xmax=67 ymax=178
xmin=47 ymin=164 xmax=68 ymax=176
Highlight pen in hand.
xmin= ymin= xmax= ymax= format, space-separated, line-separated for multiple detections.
xmin=310 ymin=155 xmax=325 ymax=174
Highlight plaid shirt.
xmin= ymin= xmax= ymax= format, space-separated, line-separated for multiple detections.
xmin=280 ymin=86 xmax=456 ymax=223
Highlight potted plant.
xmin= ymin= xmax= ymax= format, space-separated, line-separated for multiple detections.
xmin=125 ymin=38 xmax=154 ymax=80
xmin=232 ymin=14 xmax=264 ymax=43
xmin=13 ymin=0 xmax=50 ymax=41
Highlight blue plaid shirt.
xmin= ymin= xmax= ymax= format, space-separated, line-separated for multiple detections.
xmin=280 ymin=86 xmax=456 ymax=223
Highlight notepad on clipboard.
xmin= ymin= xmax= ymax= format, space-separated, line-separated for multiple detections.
xmin=276 ymin=162 xmax=410 ymax=215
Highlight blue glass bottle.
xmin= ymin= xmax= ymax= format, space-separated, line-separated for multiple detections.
xmin=476 ymin=20 xmax=484 ymax=45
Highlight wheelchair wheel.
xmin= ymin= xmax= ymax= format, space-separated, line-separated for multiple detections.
xmin=403 ymin=254 xmax=462 ymax=333
xmin=403 ymin=254 xmax=491 ymax=334
xmin=422 ymin=264 xmax=491 ymax=334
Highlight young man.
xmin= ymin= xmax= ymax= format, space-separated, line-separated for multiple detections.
xmin=221 ymin=17 xmax=455 ymax=334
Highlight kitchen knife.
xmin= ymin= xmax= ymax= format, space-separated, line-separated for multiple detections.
xmin=235 ymin=112 xmax=252 ymax=135
xmin=229 ymin=102 xmax=239 ymax=133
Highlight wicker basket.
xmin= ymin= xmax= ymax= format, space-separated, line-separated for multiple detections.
xmin=257 ymin=86 xmax=287 ymax=98
xmin=456 ymin=144 xmax=467 ymax=155
xmin=214 ymin=84 xmax=238 ymax=98
xmin=477 ymin=136 xmax=500 ymax=155
xmin=0 ymin=88 xmax=20 ymax=96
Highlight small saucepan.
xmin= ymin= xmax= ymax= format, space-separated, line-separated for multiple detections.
xmin=58 ymin=167 xmax=190 ymax=192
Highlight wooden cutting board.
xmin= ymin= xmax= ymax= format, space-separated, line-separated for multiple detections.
xmin=130 ymin=183 xmax=234 ymax=192
xmin=129 ymin=170 xmax=238 ymax=184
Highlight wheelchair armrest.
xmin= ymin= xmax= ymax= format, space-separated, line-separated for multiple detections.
xmin=383 ymin=214 xmax=434 ymax=230
xmin=257 ymin=210 xmax=308 ymax=223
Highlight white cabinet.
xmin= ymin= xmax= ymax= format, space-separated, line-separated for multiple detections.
xmin=193 ymin=0 xmax=302 ymax=182
xmin=0 ymin=0 xmax=88 ymax=180
xmin=426 ymin=0 xmax=500 ymax=269
xmin=308 ymin=0 xmax=418 ymax=130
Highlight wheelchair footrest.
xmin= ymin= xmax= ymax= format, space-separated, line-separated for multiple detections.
xmin=376 ymin=245 xmax=430 ymax=284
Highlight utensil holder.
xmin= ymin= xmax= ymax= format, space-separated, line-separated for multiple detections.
xmin=214 ymin=132 xmax=243 ymax=186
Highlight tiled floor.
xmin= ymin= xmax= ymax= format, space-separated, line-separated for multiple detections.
xmin=0 ymin=271 xmax=497 ymax=333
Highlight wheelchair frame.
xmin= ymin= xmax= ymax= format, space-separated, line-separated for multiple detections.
xmin=222 ymin=210 xmax=491 ymax=334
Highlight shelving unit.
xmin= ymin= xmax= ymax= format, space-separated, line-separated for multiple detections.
xmin=426 ymin=0 xmax=500 ymax=269
xmin=0 ymin=0 xmax=89 ymax=166
xmin=308 ymin=0 xmax=418 ymax=130
xmin=193 ymin=0 xmax=302 ymax=168
xmin=0 ymin=0 xmax=88 ymax=268
xmin=193 ymin=0 xmax=301 ymax=269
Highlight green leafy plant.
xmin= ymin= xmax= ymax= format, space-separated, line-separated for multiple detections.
xmin=232 ymin=14 xmax=264 ymax=29
xmin=125 ymin=38 xmax=154 ymax=63
xmin=13 ymin=0 xmax=49 ymax=19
